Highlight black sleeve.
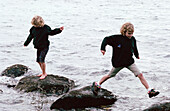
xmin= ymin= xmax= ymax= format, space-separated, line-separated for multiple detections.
xmin=47 ymin=25 xmax=62 ymax=36
xmin=133 ymin=38 xmax=139 ymax=58
xmin=101 ymin=35 xmax=115 ymax=51
xmin=24 ymin=28 xmax=34 ymax=46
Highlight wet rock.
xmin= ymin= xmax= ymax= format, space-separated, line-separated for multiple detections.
xmin=143 ymin=102 xmax=170 ymax=111
xmin=1 ymin=64 xmax=29 ymax=78
xmin=50 ymin=86 xmax=117 ymax=110
xmin=15 ymin=75 xmax=75 ymax=95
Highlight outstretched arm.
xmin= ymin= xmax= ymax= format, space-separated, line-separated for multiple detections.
xmin=48 ymin=26 xmax=64 ymax=35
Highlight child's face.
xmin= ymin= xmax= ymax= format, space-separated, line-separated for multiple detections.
xmin=125 ymin=31 xmax=133 ymax=39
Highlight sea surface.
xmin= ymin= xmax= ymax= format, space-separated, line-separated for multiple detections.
xmin=0 ymin=0 xmax=170 ymax=111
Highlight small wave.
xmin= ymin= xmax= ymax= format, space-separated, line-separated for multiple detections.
xmin=0 ymin=76 xmax=19 ymax=89
xmin=84 ymin=43 xmax=98 ymax=48
xmin=91 ymin=70 xmax=109 ymax=75
xmin=0 ymin=99 xmax=24 ymax=105
xmin=68 ymin=52 xmax=78 ymax=55
xmin=90 ymin=28 xmax=110 ymax=33
xmin=1 ymin=50 xmax=11 ymax=53
xmin=114 ymin=17 xmax=124 ymax=20
xmin=164 ymin=54 xmax=170 ymax=58
xmin=5 ymin=25 xmax=13 ymax=28
xmin=59 ymin=65 xmax=78 ymax=72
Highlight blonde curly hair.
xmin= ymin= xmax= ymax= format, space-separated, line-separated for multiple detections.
xmin=120 ymin=22 xmax=134 ymax=36
xmin=31 ymin=16 xmax=44 ymax=27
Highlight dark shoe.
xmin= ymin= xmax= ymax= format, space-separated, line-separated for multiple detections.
xmin=148 ymin=89 xmax=160 ymax=98
xmin=91 ymin=82 xmax=101 ymax=96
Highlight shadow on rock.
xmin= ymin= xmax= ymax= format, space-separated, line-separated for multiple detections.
xmin=143 ymin=102 xmax=170 ymax=111
xmin=1 ymin=64 xmax=29 ymax=78
xmin=50 ymin=86 xmax=117 ymax=110
xmin=15 ymin=75 xmax=75 ymax=95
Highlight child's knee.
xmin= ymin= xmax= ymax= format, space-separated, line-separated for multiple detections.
xmin=137 ymin=73 xmax=143 ymax=78
xmin=106 ymin=74 xmax=112 ymax=78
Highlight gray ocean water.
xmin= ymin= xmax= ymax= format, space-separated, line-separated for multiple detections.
xmin=0 ymin=0 xmax=170 ymax=110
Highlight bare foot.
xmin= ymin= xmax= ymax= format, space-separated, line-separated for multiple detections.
xmin=37 ymin=74 xmax=42 ymax=77
xmin=39 ymin=74 xmax=47 ymax=80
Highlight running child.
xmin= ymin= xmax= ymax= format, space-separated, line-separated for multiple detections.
xmin=92 ymin=22 xmax=159 ymax=98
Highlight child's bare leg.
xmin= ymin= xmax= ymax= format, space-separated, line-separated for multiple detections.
xmin=41 ymin=62 xmax=47 ymax=75
xmin=37 ymin=62 xmax=47 ymax=79
xmin=37 ymin=62 xmax=43 ymax=76
xmin=39 ymin=62 xmax=47 ymax=79
xmin=92 ymin=74 xmax=110 ymax=95
xmin=98 ymin=67 xmax=121 ymax=85
xmin=99 ymin=74 xmax=111 ymax=85
xmin=137 ymin=73 xmax=149 ymax=89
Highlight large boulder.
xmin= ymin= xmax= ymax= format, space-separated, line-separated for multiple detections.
xmin=15 ymin=75 xmax=75 ymax=95
xmin=50 ymin=86 xmax=117 ymax=110
xmin=1 ymin=64 xmax=29 ymax=78
xmin=143 ymin=102 xmax=170 ymax=111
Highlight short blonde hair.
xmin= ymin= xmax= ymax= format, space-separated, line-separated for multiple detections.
xmin=120 ymin=22 xmax=134 ymax=36
xmin=31 ymin=16 xmax=44 ymax=27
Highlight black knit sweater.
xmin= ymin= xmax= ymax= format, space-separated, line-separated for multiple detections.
xmin=24 ymin=24 xmax=62 ymax=49
xmin=101 ymin=34 xmax=139 ymax=67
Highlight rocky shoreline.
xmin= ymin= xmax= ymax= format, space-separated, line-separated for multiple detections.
xmin=1 ymin=64 xmax=169 ymax=111
xmin=1 ymin=64 xmax=117 ymax=110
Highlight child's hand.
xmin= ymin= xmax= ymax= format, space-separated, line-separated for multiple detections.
xmin=60 ymin=26 xmax=64 ymax=31
xmin=101 ymin=50 xmax=105 ymax=55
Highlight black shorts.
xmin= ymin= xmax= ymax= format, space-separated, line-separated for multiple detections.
xmin=36 ymin=47 xmax=49 ymax=63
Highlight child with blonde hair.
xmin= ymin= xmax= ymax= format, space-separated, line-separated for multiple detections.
xmin=92 ymin=22 xmax=159 ymax=98
xmin=24 ymin=16 xmax=64 ymax=79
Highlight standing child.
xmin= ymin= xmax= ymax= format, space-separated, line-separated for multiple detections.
xmin=24 ymin=15 xmax=64 ymax=79
xmin=92 ymin=22 xmax=159 ymax=98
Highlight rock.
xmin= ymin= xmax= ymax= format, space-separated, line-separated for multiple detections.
xmin=15 ymin=75 xmax=75 ymax=95
xmin=143 ymin=102 xmax=170 ymax=111
xmin=50 ymin=86 xmax=117 ymax=110
xmin=1 ymin=64 xmax=29 ymax=78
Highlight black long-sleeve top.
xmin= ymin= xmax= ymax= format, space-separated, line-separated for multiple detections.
xmin=24 ymin=24 xmax=62 ymax=49
xmin=101 ymin=34 xmax=139 ymax=68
